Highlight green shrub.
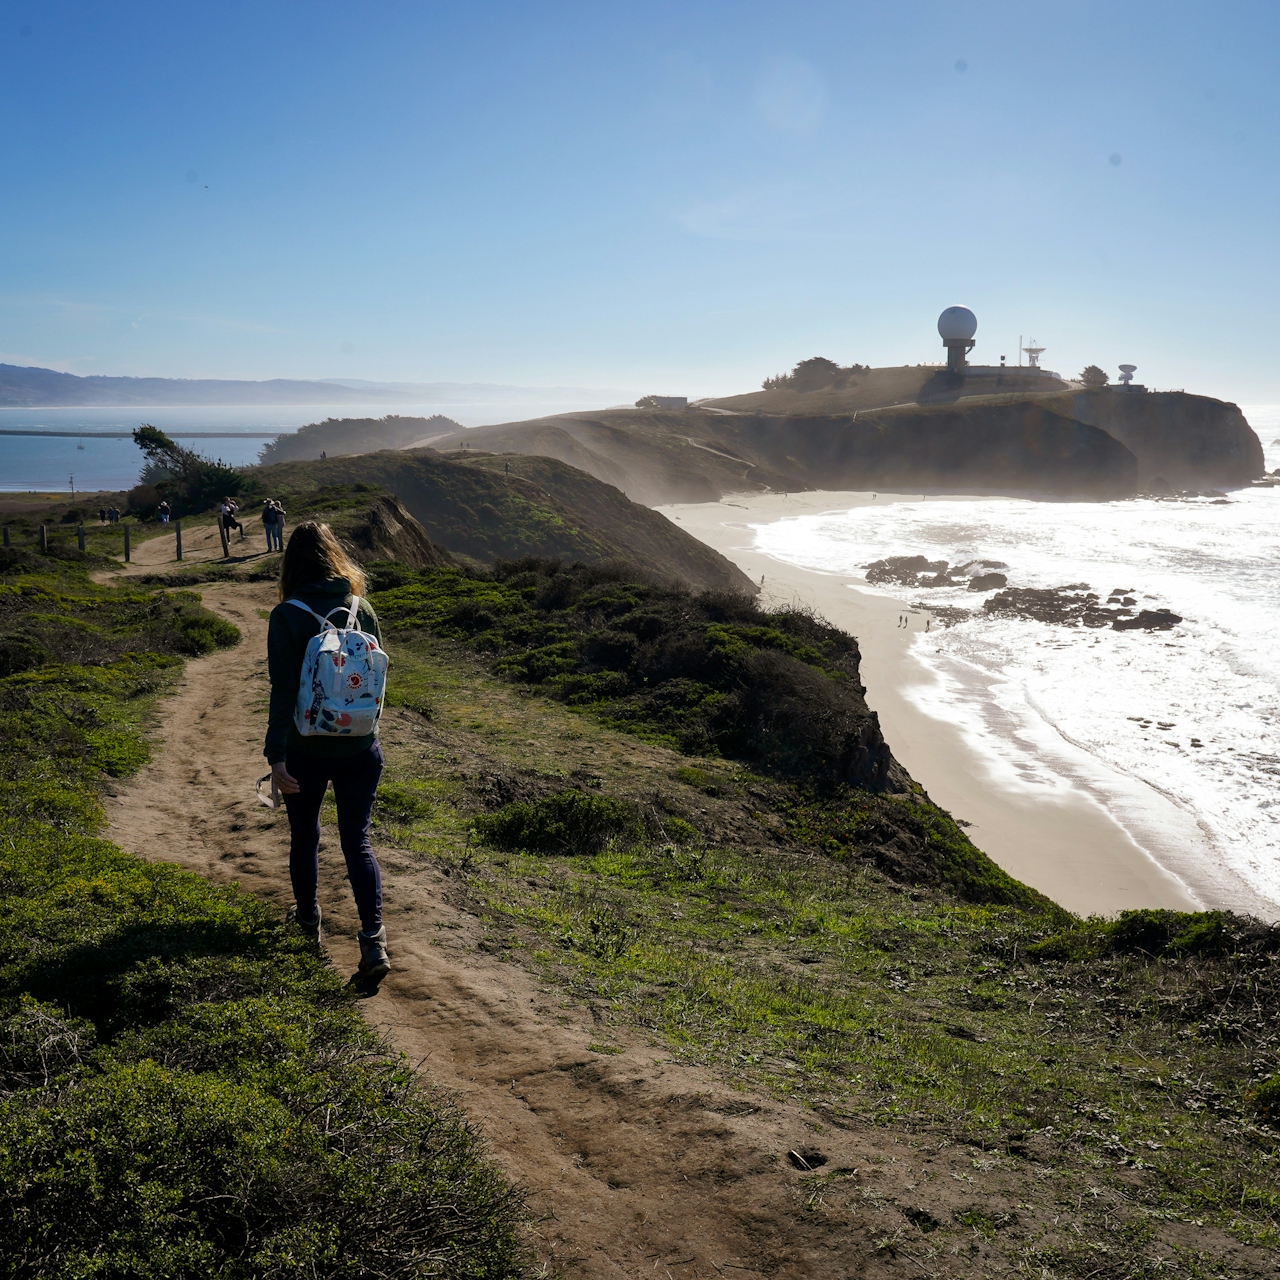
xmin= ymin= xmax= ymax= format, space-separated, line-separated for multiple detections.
xmin=1250 ymin=1075 xmax=1280 ymax=1120
xmin=474 ymin=789 xmax=642 ymax=856
xmin=0 ymin=1042 xmax=523 ymax=1278
xmin=1027 ymin=907 xmax=1280 ymax=967
xmin=372 ymin=560 xmax=901 ymax=792
xmin=787 ymin=789 xmax=1054 ymax=910
xmin=375 ymin=782 xmax=435 ymax=823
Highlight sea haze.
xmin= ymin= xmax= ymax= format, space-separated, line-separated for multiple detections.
xmin=0 ymin=399 xmax=585 ymax=492
xmin=753 ymin=408 xmax=1280 ymax=914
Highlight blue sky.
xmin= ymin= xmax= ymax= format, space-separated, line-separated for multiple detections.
xmin=2 ymin=1 xmax=1278 ymax=402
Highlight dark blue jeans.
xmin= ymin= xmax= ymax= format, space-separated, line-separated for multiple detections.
xmin=283 ymin=741 xmax=383 ymax=932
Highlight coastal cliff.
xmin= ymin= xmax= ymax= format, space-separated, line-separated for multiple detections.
xmin=699 ymin=400 xmax=1139 ymax=497
xmin=428 ymin=399 xmax=1139 ymax=502
xmin=272 ymin=373 xmax=1262 ymax=506
xmin=1044 ymin=389 xmax=1264 ymax=489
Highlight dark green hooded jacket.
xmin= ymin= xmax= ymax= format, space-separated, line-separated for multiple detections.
xmin=264 ymin=576 xmax=383 ymax=765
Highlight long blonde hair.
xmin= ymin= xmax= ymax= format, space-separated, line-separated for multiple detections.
xmin=278 ymin=520 xmax=367 ymax=600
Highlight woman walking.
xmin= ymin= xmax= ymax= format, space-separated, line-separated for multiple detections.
xmin=264 ymin=521 xmax=391 ymax=979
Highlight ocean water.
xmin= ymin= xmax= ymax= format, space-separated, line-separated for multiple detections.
xmin=0 ymin=398 xmax=572 ymax=493
xmin=752 ymin=406 xmax=1280 ymax=912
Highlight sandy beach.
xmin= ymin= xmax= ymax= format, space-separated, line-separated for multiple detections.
xmin=657 ymin=490 xmax=1209 ymax=918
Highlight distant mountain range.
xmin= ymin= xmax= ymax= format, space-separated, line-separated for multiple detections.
xmin=0 ymin=364 xmax=628 ymax=409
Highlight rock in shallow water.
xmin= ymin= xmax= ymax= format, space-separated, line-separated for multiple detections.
xmin=1112 ymin=609 xmax=1183 ymax=631
xmin=865 ymin=555 xmax=949 ymax=586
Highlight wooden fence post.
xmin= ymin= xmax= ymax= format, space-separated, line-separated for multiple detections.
xmin=218 ymin=518 xmax=229 ymax=558
xmin=77 ymin=524 xmax=85 ymax=551
xmin=5 ymin=525 xmax=12 ymax=547
xmin=175 ymin=521 xmax=183 ymax=561
xmin=39 ymin=525 xmax=47 ymax=553
xmin=123 ymin=523 xmax=131 ymax=563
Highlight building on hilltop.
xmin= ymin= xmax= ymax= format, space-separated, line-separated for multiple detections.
xmin=936 ymin=308 xmax=1063 ymax=379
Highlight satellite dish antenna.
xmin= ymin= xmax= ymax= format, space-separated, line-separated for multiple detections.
xmin=1118 ymin=363 xmax=1137 ymax=386
xmin=1022 ymin=338 xmax=1045 ymax=369
xmin=937 ymin=306 xmax=977 ymax=373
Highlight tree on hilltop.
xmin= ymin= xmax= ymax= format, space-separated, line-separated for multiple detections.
xmin=1079 ymin=365 xmax=1110 ymax=387
xmin=762 ymin=356 xmax=868 ymax=392
xmin=131 ymin=424 xmax=251 ymax=515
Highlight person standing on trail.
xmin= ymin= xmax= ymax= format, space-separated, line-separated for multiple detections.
xmin=157 ymin=499 xmax=171 ymax=525
xmin=264 ymin=521 xmax=391 ymax=981
xmin=261 ymin=500 xmax=279 ymax=551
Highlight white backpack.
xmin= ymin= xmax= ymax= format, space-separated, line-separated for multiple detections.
xmin=287 ymin=597 xmax=389 ymax=737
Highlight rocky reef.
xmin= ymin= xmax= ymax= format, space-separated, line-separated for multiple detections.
xmin=865 ymin=555 xmax=1008 ymax=591
xmin=866 ymin=556 xmax=1184 ymax=631
xmin=983 ymin=586 xmax=1182 ymax=630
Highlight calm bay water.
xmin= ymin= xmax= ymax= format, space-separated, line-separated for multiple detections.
xmin=752 ymin=406 xmax=1280 ymax=911
xmin=0 ymin=398 xmax=577 ymax=493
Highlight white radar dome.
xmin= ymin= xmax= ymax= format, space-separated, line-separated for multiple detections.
xmin=937 ymin=306 xmax=978 ymax=341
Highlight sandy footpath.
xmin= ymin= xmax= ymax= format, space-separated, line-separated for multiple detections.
xmin=657 ymin=492 xmax=1203 ymax=918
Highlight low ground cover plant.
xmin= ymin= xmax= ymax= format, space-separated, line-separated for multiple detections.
xmin=0 ymin=549 xmax=526 ymax=1279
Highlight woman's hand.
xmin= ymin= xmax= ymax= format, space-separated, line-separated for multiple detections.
xmin=272 ymin=761 xmax=301 ymax=795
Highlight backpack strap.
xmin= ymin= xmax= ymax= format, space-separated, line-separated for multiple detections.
xmin=286 ymin=598 xmax=355 ymax=629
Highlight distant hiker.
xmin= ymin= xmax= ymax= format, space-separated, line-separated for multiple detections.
xmin=220 ymin=497 xmax=244 ymax=539
xmin=157 ymin=500 xmax=170 ymax=525
xmin=261 ymin=500 xmax=284 ymax=552
xmin=265 ymin=521 xmax=391 ymax=981
xmin=320 ymin=450 xmax=327 ymax=460
xmin=107 ymin=506 xmax=119 ymax=523
xmin=98 ymin=506 xmax=107 ymax=525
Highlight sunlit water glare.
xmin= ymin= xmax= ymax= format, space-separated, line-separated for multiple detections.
xmin=752 ymin=407 xmax=1280 ymax=910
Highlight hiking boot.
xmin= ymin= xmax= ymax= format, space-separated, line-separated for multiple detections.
xmin=287 ymin=902 xmax=322 ymax=944
xmin=357 ymin=924 xmax=391 ymax=979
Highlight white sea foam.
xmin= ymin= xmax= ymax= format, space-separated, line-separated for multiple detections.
xmin=752 ymin=413 xmax=1280 ymax=911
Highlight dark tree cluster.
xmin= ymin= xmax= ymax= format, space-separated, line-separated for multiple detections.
xmin=762 ymin=356 xmax=869 ymax=393
xmin=129 ymin=424 xmax=252 ymax=517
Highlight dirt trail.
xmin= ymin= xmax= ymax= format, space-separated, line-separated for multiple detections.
xmin=100 ymin=533 xmax=1033 ymax=1279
